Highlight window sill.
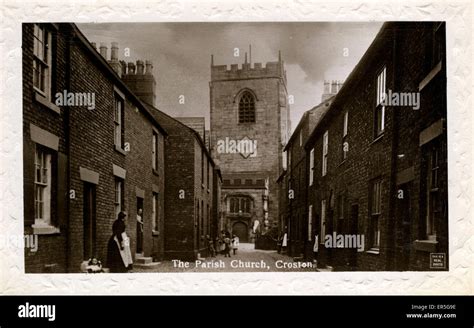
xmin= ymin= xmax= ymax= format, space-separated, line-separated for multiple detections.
xmin=207 ymin=188 xmax=210 ymax=194
xmin=152 ymin=169 xmax=159 ymax=176
xmin=32 ymin=224 xmax=60 ymax=235
xmin=371 ymin=133 xmax=384 ymax=146
xmin=201 ymin=184 xmax=205 ymax=189
xmin=419 ymin=61 xmax=442 ymax=91
xmin=366 ymin=248 xmax=380 ymax=255
xmin=152 ymin=230 xmax=160 ymax=236
xmin=413 ymin=239 xmax=438 ymax=252
xmin=34 ymin=91 xmax=61 ymax=115
xmin=114 ymin=145 xmax=127 ymax=155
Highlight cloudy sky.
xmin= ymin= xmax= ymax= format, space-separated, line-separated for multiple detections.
xmin=78 ymin=22 xmax=383 ymax=131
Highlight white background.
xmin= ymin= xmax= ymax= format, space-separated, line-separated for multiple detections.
xmin=0 ymin=0 xmax=472 ymax=295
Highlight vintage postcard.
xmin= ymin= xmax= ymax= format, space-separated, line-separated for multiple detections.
xmin=0 ymin=0 xmax=472 ymax=295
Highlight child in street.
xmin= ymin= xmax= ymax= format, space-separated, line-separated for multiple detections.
xmin=231 ymin=235 xmax=239 ymax=255
xmin=207 ymin=235 xmax=216 ymax=257
xmin=223 ymin=236 xmax=231 ymax=257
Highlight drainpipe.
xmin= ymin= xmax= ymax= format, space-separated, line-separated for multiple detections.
xmin=64 ymin=25 xmax=73 ymax=272
xmin=387 ymin=27 xmax=400 ymax=270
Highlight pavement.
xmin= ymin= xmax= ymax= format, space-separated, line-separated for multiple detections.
xmin=133 ymin=243 xmax=319 ymax=273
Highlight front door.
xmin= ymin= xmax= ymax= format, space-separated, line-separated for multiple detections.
xmin=397 ymin=184 xmax=411 ymax=270
xmin=232 ymin=221 xmax=248 ymax=243
xmin=83 ymin=183 xmax=96 ymax=260
xmin=349 ymin=204 xmax=359 ymax=269
xmin=136 ymin=197 xmax=144 ymax=254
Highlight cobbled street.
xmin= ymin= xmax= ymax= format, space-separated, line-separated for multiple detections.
xmin=134 ymin=243 xmax=318 ymax=273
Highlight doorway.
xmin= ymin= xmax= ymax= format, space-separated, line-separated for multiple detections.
xmin=136 ymin=197 xmax=144 ymax=254
xmin=349 ymin=204 xmax=359 ymax=269
xmin=397 ymin=184 xmax=411 ymax=270
xmin=83 ymin=183 xmax=96 ymax=260
xmin=232 ymin=221 xmax=248 ymax=243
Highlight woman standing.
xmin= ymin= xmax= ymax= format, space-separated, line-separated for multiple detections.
xmin=107 ymin=211 xmax=132 ymax=273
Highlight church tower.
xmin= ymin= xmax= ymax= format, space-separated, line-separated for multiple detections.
xmin=209 ymin=52 xmax=290 ymax=243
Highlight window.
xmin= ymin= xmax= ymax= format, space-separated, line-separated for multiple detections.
xmin=320 ymin=200 xmax=326 ymax=244
xmin=370 ymin=180 xmax=382 ymax=249
xmin=343 ymin=111 xmax=349 ymax=137
xmin=34 ymin=146 xmax=52 ymax=225
xmin=201 ymin=151 xmax=205 ymax=186
xmin=207 ymin=159 xmax=210 ymax=188
xmin=309 ymin=148 xmax=314 ymax=186
xmin=322 ymin=131 xmax=328 ymax=176
xmin=308 ymin=205 xmax=313 ymax=241
xmin=114 ymin=94 xmax=124 ymax=149
xmin=229 ymin=196 xmax=252 ymax=215
xmin=114 ymin=178 xmax=124 ymax=219
xmin=375 ymin=67 xmax=386 ymax=137
xmin=426 ymin=145 xmax=440 ymax=240
xmin=288 ymin=150 xmax=291 ymax=169
xmin=152 ymin=131 xmax=158 ymax=171
xmin=152 ymin=192 xmax=159 ymax=232
xmin=342 ymin=111 xmax=349 ymax=161
xmin=33 ymin=24 xmax=52 ymax=98
xmin=239 ymin=91 xmax=256 ymax=123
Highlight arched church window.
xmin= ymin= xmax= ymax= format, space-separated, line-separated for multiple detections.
xmin=229 ymin=196 xmax=252 ymax=215
xmin=239 ymin=91 xmax=256 ymax=123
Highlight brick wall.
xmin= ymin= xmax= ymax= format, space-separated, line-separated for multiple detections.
xmin=23 ymin=23 xmax=68 ymax=273
xmin=304 ymin=22 xmax=447 ymax=271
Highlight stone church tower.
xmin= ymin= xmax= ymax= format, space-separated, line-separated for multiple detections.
xmin=209 ymin=52 xmax=290 ymax=243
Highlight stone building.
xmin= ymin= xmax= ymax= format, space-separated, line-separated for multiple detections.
xmin=304 ymin=22 xmax=447 ymax=271
xmin=209 ymin=53 xmax=291 ymax=244
xmin=22 ymin=23 xmax=167 ymax=272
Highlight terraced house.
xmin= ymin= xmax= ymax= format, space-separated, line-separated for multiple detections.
xmin=23 ymin=23 xmax=167 ymax=272
xmin=303 ymin=22 xmax=447 ymax=271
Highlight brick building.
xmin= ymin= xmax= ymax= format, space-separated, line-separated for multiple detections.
xmin=141 ymin=103 xmax=221 ymax=261
xmin=209 ymin=53 xmax=291 ymax=244
xmin=303 ymin=22 xmax=447 ymax=271
xmin=23 ymin=23 xmax=167 ymax=272
xmin=279 ymin=94 xmax=335 ymax=258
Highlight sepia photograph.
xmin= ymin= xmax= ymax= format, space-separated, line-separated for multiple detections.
xmin=21 ymin=21 xmax=448 ymax=273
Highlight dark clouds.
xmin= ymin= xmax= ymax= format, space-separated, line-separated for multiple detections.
xmin=78 ymin=22 xmax=382 ymax=130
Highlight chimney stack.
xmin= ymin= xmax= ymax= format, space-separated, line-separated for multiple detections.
xmin=91 ymin=42 xmax=97 ymax=50
xmin=111 ymin=42 xmax=119 ymax=61
xmin=136 ymin=60 xmax=144 ymax=75
xmin=99 ymin=43 xmax=108 ymax=59
xmin=145 ymin=60 xmax=153 ymax=75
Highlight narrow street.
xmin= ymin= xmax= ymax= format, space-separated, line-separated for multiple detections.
xmin=134 ymin=243 xmax=318 ymax=272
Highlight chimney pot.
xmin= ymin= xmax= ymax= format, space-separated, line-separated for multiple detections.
xmin=145 ymin=60 xmax=153 ymax=75
xmin=111 ymin=42 xmax=119 ymax=61
xmin=136 ymin=60 xmax=144 ymax=75
xmin=99 ymin=42 xmax=107 ymax=59
xmin=128 ymin=62 xmax=135 ymax=74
